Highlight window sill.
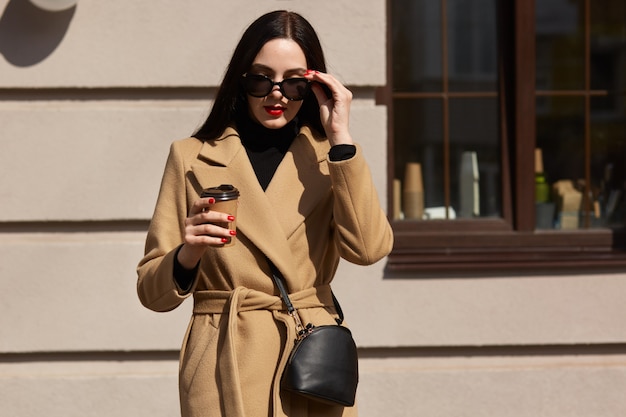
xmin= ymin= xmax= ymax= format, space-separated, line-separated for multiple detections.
xmin=388 ymin=220 xmax=626 ymax=273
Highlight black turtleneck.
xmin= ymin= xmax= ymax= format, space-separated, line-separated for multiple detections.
xmin=236 ymin=112 xmax=298 ymax=191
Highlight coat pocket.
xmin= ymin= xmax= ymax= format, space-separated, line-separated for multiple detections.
xmin=179 ymin=313 xmax=221 ymax=394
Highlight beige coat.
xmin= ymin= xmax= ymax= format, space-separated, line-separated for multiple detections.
xmin=137 ymin=126 xmax=393 ymax=417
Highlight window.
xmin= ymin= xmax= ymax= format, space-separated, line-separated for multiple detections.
xmin=380 ymin=0 xmax=626 ymax=271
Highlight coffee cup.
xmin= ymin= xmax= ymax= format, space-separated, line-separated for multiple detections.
xmin=200 ymin=184 xmax=240 ymax=246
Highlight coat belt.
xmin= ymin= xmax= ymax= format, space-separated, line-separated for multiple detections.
xmin=192 ymin=285 xmax=334 ymax=417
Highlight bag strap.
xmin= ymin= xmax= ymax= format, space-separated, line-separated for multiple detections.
xmin=267 ymin=259 xmax=344 ymax=326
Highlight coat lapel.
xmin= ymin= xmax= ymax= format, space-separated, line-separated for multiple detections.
xmin=265 ymin=126 xmax=331 ymax=240
xmin=188 ymin=127 xmax=330 ymax=281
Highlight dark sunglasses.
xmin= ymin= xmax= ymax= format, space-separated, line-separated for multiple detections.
xmin=241 ymin=73 xmax=310 ymax=101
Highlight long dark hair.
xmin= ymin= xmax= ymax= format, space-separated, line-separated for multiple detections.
xmin=193 ymin=10 xmax=327 ymax=140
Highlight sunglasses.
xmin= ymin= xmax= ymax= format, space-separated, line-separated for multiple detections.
xmin=241 ymin=73 xmax=310 ymax=101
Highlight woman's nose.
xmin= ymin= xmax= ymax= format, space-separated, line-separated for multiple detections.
xmin=269 ymin=82 xmax=283 ymax=98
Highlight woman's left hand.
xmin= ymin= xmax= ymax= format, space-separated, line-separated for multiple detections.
xmin=305 ymin=70 xmax=354 ymax=146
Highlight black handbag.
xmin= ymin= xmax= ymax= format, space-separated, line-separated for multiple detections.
xmin=268 ymin=261 xmax=359 ymax=407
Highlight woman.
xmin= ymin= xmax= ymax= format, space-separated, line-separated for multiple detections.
xmin=137 ymin=10 xmax=393 ymax=417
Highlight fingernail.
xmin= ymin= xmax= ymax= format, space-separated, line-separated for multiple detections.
xmin=227 ymin=215 xmax=235 ymax=221
xmin=221 ymin=238 xmax=229 ymax=243
xmin=229 ymin=230 xmax=237 ymax=236
xmin=304 ymin=69 xmax=313 ymax=76
xmin=208 ymin=197 xmax=215 ymax=204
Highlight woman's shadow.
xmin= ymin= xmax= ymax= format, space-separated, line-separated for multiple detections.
xmin=0 ymin=0 xmax=76 ymax=67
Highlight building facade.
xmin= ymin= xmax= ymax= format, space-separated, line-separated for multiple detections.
xmin=1 ymin=0 xmax=626 ymax=416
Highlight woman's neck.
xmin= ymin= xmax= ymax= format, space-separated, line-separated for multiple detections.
xmin=236 ymin=112 xmax=298 ymax=152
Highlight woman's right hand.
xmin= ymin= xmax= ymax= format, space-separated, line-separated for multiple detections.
xmin=176 ymin=197 xmax=236 ymax=269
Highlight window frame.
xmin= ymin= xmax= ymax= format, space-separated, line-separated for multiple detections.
xmin=380 ymin=0 xmax=626 ymax=272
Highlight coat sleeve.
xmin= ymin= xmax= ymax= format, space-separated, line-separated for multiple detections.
xmin=328 ymin=144 xmax=394 ymax=265
xmin=137 ymin=141 xmax=197 ymax=312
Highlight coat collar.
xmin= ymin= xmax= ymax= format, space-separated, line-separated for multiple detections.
xmin=190 ymin=126 xmax=330 ymax=280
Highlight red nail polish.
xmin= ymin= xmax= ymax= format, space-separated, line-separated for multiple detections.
xmin=221 ymin=238 xmax=229 ymax=243
xmin=229 ymin=230 xmax=237 ymax=236
xmin=304 ymin=69 xmax=313 ymax=76
xmin=227 ymin=215 xmax=235 ymax=221
xmin=208 ymin=197 xmax=215 ymax=204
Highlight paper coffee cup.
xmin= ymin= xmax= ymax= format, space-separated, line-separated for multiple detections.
xmin=200 ymin=184 xmax=239 ymax=246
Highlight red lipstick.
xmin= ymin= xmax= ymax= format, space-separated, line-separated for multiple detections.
xmin=264 ymin=106 xmax=285 ymax=116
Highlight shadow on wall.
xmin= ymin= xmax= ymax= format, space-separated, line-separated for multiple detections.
xmin=0 ymin=0 xmax=75 ymax=67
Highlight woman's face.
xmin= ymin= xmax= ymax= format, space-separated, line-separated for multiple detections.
xmin=246 ymin=38 xmax=307 ymax=129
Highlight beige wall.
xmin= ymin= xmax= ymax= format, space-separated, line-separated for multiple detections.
xmin=2 ymin=0 xmax=626 ymax=416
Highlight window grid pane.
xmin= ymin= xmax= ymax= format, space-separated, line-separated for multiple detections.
xmin=535 ymin=0 xmax=626 ymax=230
xmin=391 ymin=0 xmax=500 ymax=221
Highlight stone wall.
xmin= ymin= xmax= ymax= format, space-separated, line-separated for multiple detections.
xmin=1 ymin=1 xmax=626 ymax=416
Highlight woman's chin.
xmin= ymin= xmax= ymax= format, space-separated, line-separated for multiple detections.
xmin=257 ymin=117 xmax=292 ymax=130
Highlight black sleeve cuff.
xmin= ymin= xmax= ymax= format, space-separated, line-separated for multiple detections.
xmin=328 ymin=144 xmax=356 ymax=161
xmin=173 ymin=245 xmax=199 ymax=293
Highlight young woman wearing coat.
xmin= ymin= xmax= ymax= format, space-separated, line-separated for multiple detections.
xmin=137 ymin=10 xmax=393 ymax=417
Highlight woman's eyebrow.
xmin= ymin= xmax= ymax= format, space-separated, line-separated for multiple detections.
xmin=249 ymin=63 xmax=274 ymax=74
xmin=285 ymin=67 xmax=307 ymax=76
xmin=249 ymin=63 xmax=307 ymax=76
